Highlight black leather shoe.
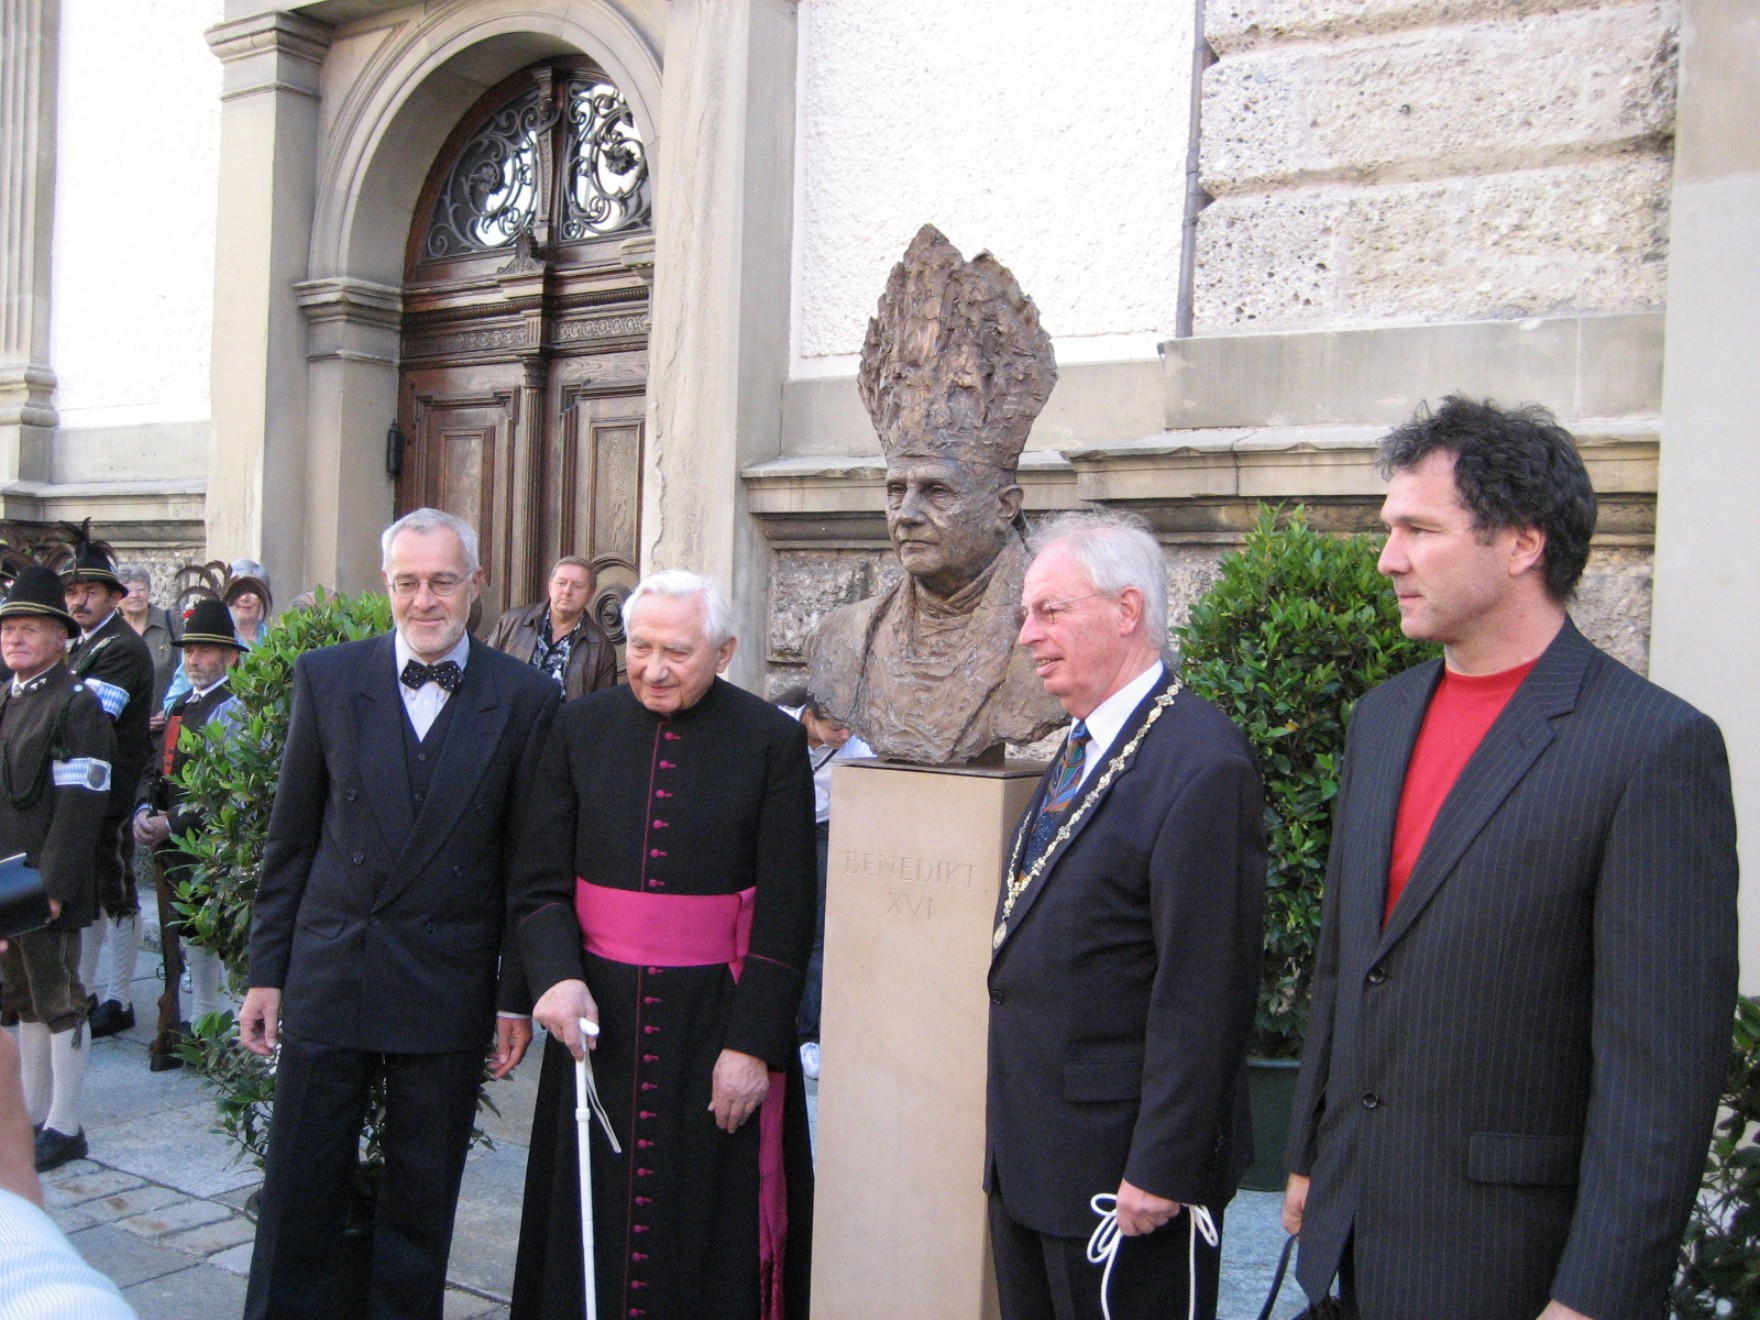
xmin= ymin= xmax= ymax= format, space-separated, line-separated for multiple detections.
xmin=34 ymin=1126 xmax=87 ymax=1172
xmin=88 ymin=1000 xmax=134 ymax=1039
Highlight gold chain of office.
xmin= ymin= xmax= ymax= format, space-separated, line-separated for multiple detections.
xmin=992 ymin=676 xmax=1182 ymax=952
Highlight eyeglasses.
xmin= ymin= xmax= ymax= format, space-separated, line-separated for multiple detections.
xmin=1017 ymin=592 xmax=1109 ymax=628
xmin=388 ymin=575 xmax=467 ymax=600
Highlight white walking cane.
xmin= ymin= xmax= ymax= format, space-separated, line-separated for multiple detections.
xmin=575 ymin=1018 xmax=621 ymax=1320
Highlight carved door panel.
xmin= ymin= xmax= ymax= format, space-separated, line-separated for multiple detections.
xmin=397 ymin=368 xmax=529 ymax=620
xmin=555 ymin=384 xmax=646 ymax=670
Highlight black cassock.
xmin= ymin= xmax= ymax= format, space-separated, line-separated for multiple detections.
xmin=510 ymin=678 xmax=817 ymax=1320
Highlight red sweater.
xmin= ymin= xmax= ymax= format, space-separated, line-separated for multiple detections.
xmin=1385 ymin=660 xmax=1536 ymax=925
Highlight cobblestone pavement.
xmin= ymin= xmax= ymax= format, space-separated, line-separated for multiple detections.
xmin=48 ymin=944 xmax=1304 ymax=1318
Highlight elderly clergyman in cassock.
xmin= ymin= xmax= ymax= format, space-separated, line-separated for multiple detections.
xmin=0 ymin=566 xmax=118 ymax=1172
xmin=509 ymin=569 xmax=817 ymax=1320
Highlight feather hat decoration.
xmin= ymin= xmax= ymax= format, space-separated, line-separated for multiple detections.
xmin=55 ymin=519 xmax=124 ymax=592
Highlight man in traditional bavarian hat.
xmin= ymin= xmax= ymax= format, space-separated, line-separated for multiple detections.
xmin=0 ymin=565 xmax=118 ymax=1171
xmin=131 ymin=598 xmax=244 ymax=1071
xmin=60 ymin=527 xmax=154 ymax=1041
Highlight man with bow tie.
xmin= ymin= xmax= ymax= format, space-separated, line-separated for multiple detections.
xmin=239 ymin=508 xmax=560 ymax=1320
xmin=985 ymin=511 xmax=1266 ymax=1320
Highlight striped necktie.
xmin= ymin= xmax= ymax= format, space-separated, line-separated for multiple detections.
xmin=1022 ymin=720 xmax=1090 ymax=870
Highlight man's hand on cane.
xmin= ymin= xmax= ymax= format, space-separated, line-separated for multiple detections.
xmin=532 ymin=979 xmax=599 ymax=1059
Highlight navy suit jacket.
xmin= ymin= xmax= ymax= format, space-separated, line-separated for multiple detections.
xmin=1288 ymin=620 xmax=1739 ymax=1320
xmin=985 ymin=671 xmax=1267 ymax=1238
xmin=250 ymin=633 xmax=559 ymax=1054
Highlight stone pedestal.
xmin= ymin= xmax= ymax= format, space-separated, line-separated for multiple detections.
xmin=811 ymin=759 xmax=1041 ymax=1320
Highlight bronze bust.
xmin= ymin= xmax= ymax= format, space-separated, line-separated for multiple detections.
xmin=808 ymin=226 xmax=1066 ymax=764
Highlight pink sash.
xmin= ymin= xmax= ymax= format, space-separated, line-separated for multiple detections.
xmin=573 ymin=880 xmax=790 ymax=1320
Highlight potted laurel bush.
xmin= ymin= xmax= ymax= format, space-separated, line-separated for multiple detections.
xmin=1672 ymin=994 xmax=1760 ymax=1316
xmin=1177 ymin=505 xmax=1433 ymax=1190
xmin=170 ymin=589 xmax=396 ymax=1214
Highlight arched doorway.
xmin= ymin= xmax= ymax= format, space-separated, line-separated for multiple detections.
xmin=396 ymin=56 xmax=651 ymax=643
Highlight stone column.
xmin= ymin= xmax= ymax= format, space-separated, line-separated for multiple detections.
xmin=0 ymin=0 xmax=59 ymax=484
xmin=204 ymin=9 xmax=330 ymax=582
xmin=293 ymin=277 xmax=400 ymax=595
xmin=1650 ymin=0 xmax=1760 ymax=991
xmin=644 ymin=0 xmax=797 ymax=690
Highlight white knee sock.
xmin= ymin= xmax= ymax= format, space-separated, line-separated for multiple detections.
xmin=16 ymin=1023 xmax=52 ymax=1126
xmin=45 ymin=1024 xmax=89 ymax=1137
xmin=186 ymin=946 xmax=223 ymax=1024
xmin=107 ymin=913 xmax=140 ymax=1009
xmin=78 ymin=920 xmax=106 ymax=1000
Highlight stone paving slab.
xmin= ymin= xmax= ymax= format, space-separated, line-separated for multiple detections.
xmin=207 ymin=1240 xmax=254 ymax=1277
xmin=65 ymin=1223 xmax=200 ymax=1290
xmin=120 ymin=1261 xmax=250 ymax=1320
xmin=116 ymin=1197 xmax=234 ymax=1239
xmin=160 ymin=1213 xmax=257 ymax=1257
xmin=443 ymin=1287 xmax=506 ymax=1319
xmin=43 ymin=1167 xmax=146 ymax=1206
xmin=78 ymin=1182 xmax=188 ymax=1224
xmin=87 ymin=1099 xmax=262 ymax=1200
xmin=445 ymin=1139 xmax=528 ymax=1302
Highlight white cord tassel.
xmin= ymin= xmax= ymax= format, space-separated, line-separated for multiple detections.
xmin=1087 ymin=1193 xmax=1218 ymax=1320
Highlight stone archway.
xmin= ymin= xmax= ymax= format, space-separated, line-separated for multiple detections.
xmin=206 ymin=2 xmax=662 ymax=601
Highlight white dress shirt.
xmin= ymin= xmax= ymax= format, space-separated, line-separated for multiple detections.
xmin=393 ymin=632 xmax=470 ymax=740
xmin=0 ymin=1188 xmax=136 ymax=1319
xmin=1071 ymin=661 xmax=1166 ymax=789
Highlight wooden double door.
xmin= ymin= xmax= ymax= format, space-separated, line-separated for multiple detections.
xmin=395 ymin=58 xmax=651 ymax=644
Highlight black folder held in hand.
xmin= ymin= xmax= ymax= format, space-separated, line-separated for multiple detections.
xmin=0 ymin=852 xmax=51 ymax=940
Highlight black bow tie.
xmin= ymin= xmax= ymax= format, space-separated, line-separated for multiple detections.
xmin=401 ymin=659 xmax=463 ymax=693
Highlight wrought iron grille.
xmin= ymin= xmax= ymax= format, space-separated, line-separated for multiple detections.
xmin=425 ymin=88 xmax=544 ymax=258
xmin=561 ymin=80 xmax=651 ymax=239
xmin=423 ymin=71 xmax=650 ymax=261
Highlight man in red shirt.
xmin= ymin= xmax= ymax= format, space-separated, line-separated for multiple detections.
xmin=1282 ymin=397 xmax=1738 ymax=1320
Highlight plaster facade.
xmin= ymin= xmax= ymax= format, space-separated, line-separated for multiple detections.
xmin=793 ymin=0 xmax=1196 ymax=370
xmin=51 ymin=0 xmax=221 ymax=439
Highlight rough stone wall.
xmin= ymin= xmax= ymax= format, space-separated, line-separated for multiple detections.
xmin=109 ymin=545 xmax=209 ymax=613
xmin=1196 ymin=0 xmax=1678 ymax=331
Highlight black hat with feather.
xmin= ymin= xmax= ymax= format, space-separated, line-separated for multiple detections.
xmin=57 ymin=519 xmax=124 ymax=594
xmin=0 ymin=565 xmax=79 ymax=636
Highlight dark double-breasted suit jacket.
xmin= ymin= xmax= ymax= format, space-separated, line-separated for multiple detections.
xmin=985 ymin=671 xmax=1268 ymax=1238
xmin=1288 ymin=621 xmax=1739 ymax=1320
xmin=250 ymin=633 xmax=560 ymax=1055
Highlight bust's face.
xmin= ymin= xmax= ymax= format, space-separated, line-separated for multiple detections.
xmin=884 ymin=458 xmax=1022 ymax=599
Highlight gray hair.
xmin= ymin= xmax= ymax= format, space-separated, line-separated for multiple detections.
xmin=117 ymin=564 xmax=151 ymax=589
xmin=380 ymin=508 xmax=480 ymax=573
xmin=1029 ymin=511 xmax=1168 ymax=647
xmin=623 ymin=569 xmax=735 ymax=648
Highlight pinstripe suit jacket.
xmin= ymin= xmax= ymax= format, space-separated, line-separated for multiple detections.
xmin=1287 ymin=620 xmax=1738 ymax=1320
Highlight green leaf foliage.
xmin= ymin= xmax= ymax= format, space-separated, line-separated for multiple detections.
xmin=168 ymin=590 xmax=498 ymax=1173
xmin=1176 ymin=505 xmax=1434 ymax=1059
xmin=171 ymin=588 xmax=393 ymax=971
xmin=1672 ymin=995 xmax=1760 ymax=1316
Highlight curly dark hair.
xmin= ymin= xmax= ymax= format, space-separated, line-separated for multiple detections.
xmin=1376 ymin=395 xmax=1597 ymax=601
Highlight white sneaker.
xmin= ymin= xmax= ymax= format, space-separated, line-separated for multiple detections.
xmin=799 ymin=1041 xmax=820 ymax=1080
